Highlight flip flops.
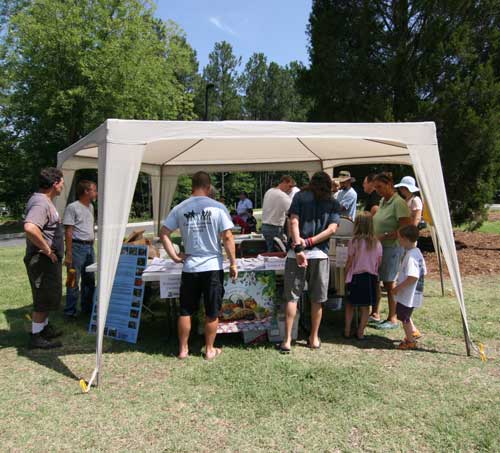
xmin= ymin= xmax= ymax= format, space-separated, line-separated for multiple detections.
xmin=275 ymin=343 xmax=291 ymax=354
xmin=203 ymin=348 xmax=222 ymax=361
xmin=375 ymin=320 xmax=399 ymax=330
xmin=306 ymin=339 xmax=321 ymax=350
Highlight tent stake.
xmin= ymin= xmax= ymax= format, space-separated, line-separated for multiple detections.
xmin=461 ymin=313 xmax=471 ymax=357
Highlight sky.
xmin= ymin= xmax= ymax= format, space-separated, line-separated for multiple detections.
xmin=155 ymin=0 xmax=313 ymax=72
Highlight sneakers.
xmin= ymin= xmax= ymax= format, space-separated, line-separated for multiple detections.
xmin=375 ymin=320 xmax=399 ymax=330
xmin=397 ymin=339 xmax=417 ymax=350
xmin=41 ymin=323 xmax=63 ymax=340
xmin=29 ymin=333 xmax=62 ymax=349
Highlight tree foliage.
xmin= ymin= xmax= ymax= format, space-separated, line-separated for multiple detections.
xmin=0 ymin=0 xmax=197 ymax=212
xmin=305 ymin=0 xmax=500 ymax=225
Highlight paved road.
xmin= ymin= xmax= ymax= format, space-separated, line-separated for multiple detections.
xmin=0 ymin=221 xmax=155 ymax=248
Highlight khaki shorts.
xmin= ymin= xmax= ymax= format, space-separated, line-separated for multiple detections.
xmin=283 ymin=258 xmax=330 ymax=303
xmin=24 ymin=253 xmax=62 ymax=312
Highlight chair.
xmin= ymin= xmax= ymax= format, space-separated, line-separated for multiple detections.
xmin=273 ymin=236 xmax=287 ymax=253
xmin=238 ymin=239 xmax=268 ymax=258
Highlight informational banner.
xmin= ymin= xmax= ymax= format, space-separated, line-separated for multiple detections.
xmin=199 ymin=271 xmax=277 ymax=334
xmin=89 ymin=245 xmax=147 ymax=344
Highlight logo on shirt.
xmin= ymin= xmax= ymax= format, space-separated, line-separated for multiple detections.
xmin=183 ymin=209 xmax=212 ymax=222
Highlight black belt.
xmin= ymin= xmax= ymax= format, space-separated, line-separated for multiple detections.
xmin=73 ymin=239 xmax=94 ymax=245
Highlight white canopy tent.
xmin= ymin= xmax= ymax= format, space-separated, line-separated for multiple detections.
xmin=57 ymin=119 xmax=476 ymax=390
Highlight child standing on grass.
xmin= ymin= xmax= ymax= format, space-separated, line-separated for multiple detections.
xmin=344 ymin=213 xmax=383 ymax=340
xmin=393 ymin=225 xmax=427 ymax=350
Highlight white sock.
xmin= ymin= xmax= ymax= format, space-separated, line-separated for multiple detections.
xmin=44 ymin=317 xmax=49 ymax=326
xmin=32 ymin=322 xmax=45 ymax=334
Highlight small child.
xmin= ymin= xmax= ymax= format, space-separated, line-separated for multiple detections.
xmin=246 ymin=209 xmax=257 ymax=233
xmin=344 ymin=212 xmax=383 ymax=340
xmin=393 ymin=225 xmax=427 ymax=350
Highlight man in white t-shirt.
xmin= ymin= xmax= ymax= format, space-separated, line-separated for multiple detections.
xmin=393 ymin=225 xmax=427 ymax=350
xmin=261 ymin=175 xmax=295 ymax=252
xmin=160 ymin=172 xmax=238 ymax=360
xmin=236 ymin=192 xmax=253 ymax=221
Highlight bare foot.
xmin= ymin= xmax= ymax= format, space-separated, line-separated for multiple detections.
xmin=177 ymin=349 xmax=189 ymax=360
xmin=204 ymin=347 xmax=222 ymax=361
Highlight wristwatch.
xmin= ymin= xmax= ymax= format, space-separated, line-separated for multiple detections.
xmin=384 ymin=232 xmax=389 ymax=238
xmin=294 ymin=244 xmax=305 ymax=253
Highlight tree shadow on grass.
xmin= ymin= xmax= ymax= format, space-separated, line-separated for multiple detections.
xmin=0 ymin=304 xmax=182 ymax=381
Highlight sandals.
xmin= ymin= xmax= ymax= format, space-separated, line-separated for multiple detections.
xmin=275 ymin=343 xmax=291 ymax=354
xmin=306 ymin=339 xmax=321 ymax=350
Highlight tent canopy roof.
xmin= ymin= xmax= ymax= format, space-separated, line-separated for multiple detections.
xmin=58 ymin=119 xmax=437 ymax=170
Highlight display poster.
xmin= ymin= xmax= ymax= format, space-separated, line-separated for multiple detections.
xmin=89 ymin=245 xmax=147 ymax=344
xmin=199 ymin=271 xmax=277 ymax=333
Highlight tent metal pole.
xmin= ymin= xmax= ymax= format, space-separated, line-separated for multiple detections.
xmin=158 ymin=166 xmax=164 ymax=236
xmin=461 ymin=313 xmax=472 ymax=356
xmin=436 ymin=236 xmax=445 ymax=297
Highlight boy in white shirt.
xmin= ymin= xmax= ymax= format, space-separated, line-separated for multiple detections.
xmin=393 ymin=225 xmax=427 ymax=350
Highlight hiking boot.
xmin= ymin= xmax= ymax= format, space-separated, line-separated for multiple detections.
xmin=41 ymin=323 xmax=63 ymax=340
xmin=29 ymin=333 xmax=62 ymax=349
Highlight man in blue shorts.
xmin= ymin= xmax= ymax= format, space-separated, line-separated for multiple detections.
xmin=160 ymin=172 xmax=237 ymax=360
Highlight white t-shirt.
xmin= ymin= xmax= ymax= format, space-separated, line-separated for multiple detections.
xmin=289 ymin=186 xmax=300 ymax=199
xmin=262 ymin=187 xmax=292 ymax=226
xmin=395 ymin=247 xmax=427 ymax=308
xmin=164 ymin=196 xmax=233 ymax=273
xmin=236 ymin=198 xmax=253 ymax=221
xmin=407 ymin=195 xmax=423 ymax=212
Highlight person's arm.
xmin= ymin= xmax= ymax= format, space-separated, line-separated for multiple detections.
xmin=24 ymin=222 xmax=57 ymax=263
xmin=370 ymin=205 xmax=379 ymax=216
xmin=221 ymin=229 xmax=238 ymax=281
xmin=290 ymin=214 xmax=307 ymax=267
xmin=392 ymin=276 xmax=418 ymax=295
xmin=306 ymin=222 xmax=338 ymax=247
xmin=159 ymin=226 xmax=184 ymax=263
xmin=64 ymin=225 xmax=74 ymax=267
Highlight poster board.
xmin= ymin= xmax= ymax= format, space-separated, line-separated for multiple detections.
xmin=89 ymin=245 xmax=147 ymax=343
xmin=199 ymin=271 xmax=277 ymax=334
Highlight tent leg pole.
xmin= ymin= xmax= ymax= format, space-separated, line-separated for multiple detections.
xmin=436 ymin=237 xmax=445 ymax=297
xmin=460 ymin=313 xmax=471 ymax=357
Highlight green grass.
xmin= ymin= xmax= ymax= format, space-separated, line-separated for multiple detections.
xmin=0 ymin=246 xmax=499 ymax=452
xmin=477 ymin=221 xmax=500 ymax=234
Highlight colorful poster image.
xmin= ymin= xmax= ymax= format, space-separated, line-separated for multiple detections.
xmin=89 ymin=245 xmax=147 ymax=344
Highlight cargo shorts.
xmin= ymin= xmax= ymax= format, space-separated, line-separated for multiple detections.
xmin=24 ymin=252 xmax=62 ymax=312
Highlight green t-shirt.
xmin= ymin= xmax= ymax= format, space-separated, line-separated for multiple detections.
xmin=373 ymin=193 xmax=410 ymax=246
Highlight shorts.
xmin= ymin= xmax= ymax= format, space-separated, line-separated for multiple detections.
xmin=379 ymin=245 xmax=403 ymax=282
xmin=283 ymin=258 xmax=329 ymax=304
xmin=347 ymin=272 xmax=378 ymax=307
xmin=396 ymin=303 xmax=414 ymax=324
xmin=179 ymin=270 xmax=224 ymax=319
xmin=24 ymin=252 xmax=62 ymax=312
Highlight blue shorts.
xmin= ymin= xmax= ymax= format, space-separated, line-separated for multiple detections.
xmin=379 ymin=245 xmax=403 ymax=282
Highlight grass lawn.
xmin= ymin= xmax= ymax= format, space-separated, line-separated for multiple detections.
xmin=0 ymin=246 xmax=499 ymax=452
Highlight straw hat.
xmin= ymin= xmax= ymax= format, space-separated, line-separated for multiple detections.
xmin=333 ymin=170 xmax=356 ymax=183
xmin=394 ymin=176 xmax=419 ymax=193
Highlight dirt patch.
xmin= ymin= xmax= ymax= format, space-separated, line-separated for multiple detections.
xmin=423 ymin=214 xmax=500 ymax=279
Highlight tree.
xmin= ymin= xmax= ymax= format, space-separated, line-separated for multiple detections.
xmin=241 ymin=53 xmax=268 ymax=120
xmin=0 ymin=0 xmax=198 ymax=210
xmin=304 ymin=0 xmax=500 ymax=225
xmin=195 ymin=41 xmax=242 ymax=120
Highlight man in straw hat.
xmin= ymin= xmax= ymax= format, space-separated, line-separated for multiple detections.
xmin=334 ymin=170 xmax=358 ymax=220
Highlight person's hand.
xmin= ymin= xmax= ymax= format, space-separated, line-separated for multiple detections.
xmin=230 ymin=264 xmax=238 ymax=282
xmin=41 ymin=248 xmax=57 ymax=263
xmin=172 ymin=252 xmax=186 ymax=264
xmin=64 ymin=254 xmax=72 ymax=268
xmin=392 ymin=285 xmax=399 ymax=295
xmin=292 ymin=238 xmax=306 ymax=249
xmin=296 ymin=251 xmax=308 ymax=268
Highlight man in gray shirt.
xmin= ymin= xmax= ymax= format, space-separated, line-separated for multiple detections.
xmin=24 ymin=167 xmax=65 ymax=349
xmin=63 ymin=180 xmax=97 ymax=320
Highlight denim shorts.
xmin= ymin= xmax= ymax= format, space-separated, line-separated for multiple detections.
xmin=379 ymin=245 xmax=403 ymax=282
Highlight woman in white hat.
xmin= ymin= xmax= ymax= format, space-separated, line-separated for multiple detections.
xmin=394 ymin=176 xmax=423 ymax=227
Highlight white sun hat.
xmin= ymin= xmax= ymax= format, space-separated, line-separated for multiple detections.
xmin=394 ymin=176 xmax=420 ymax=193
